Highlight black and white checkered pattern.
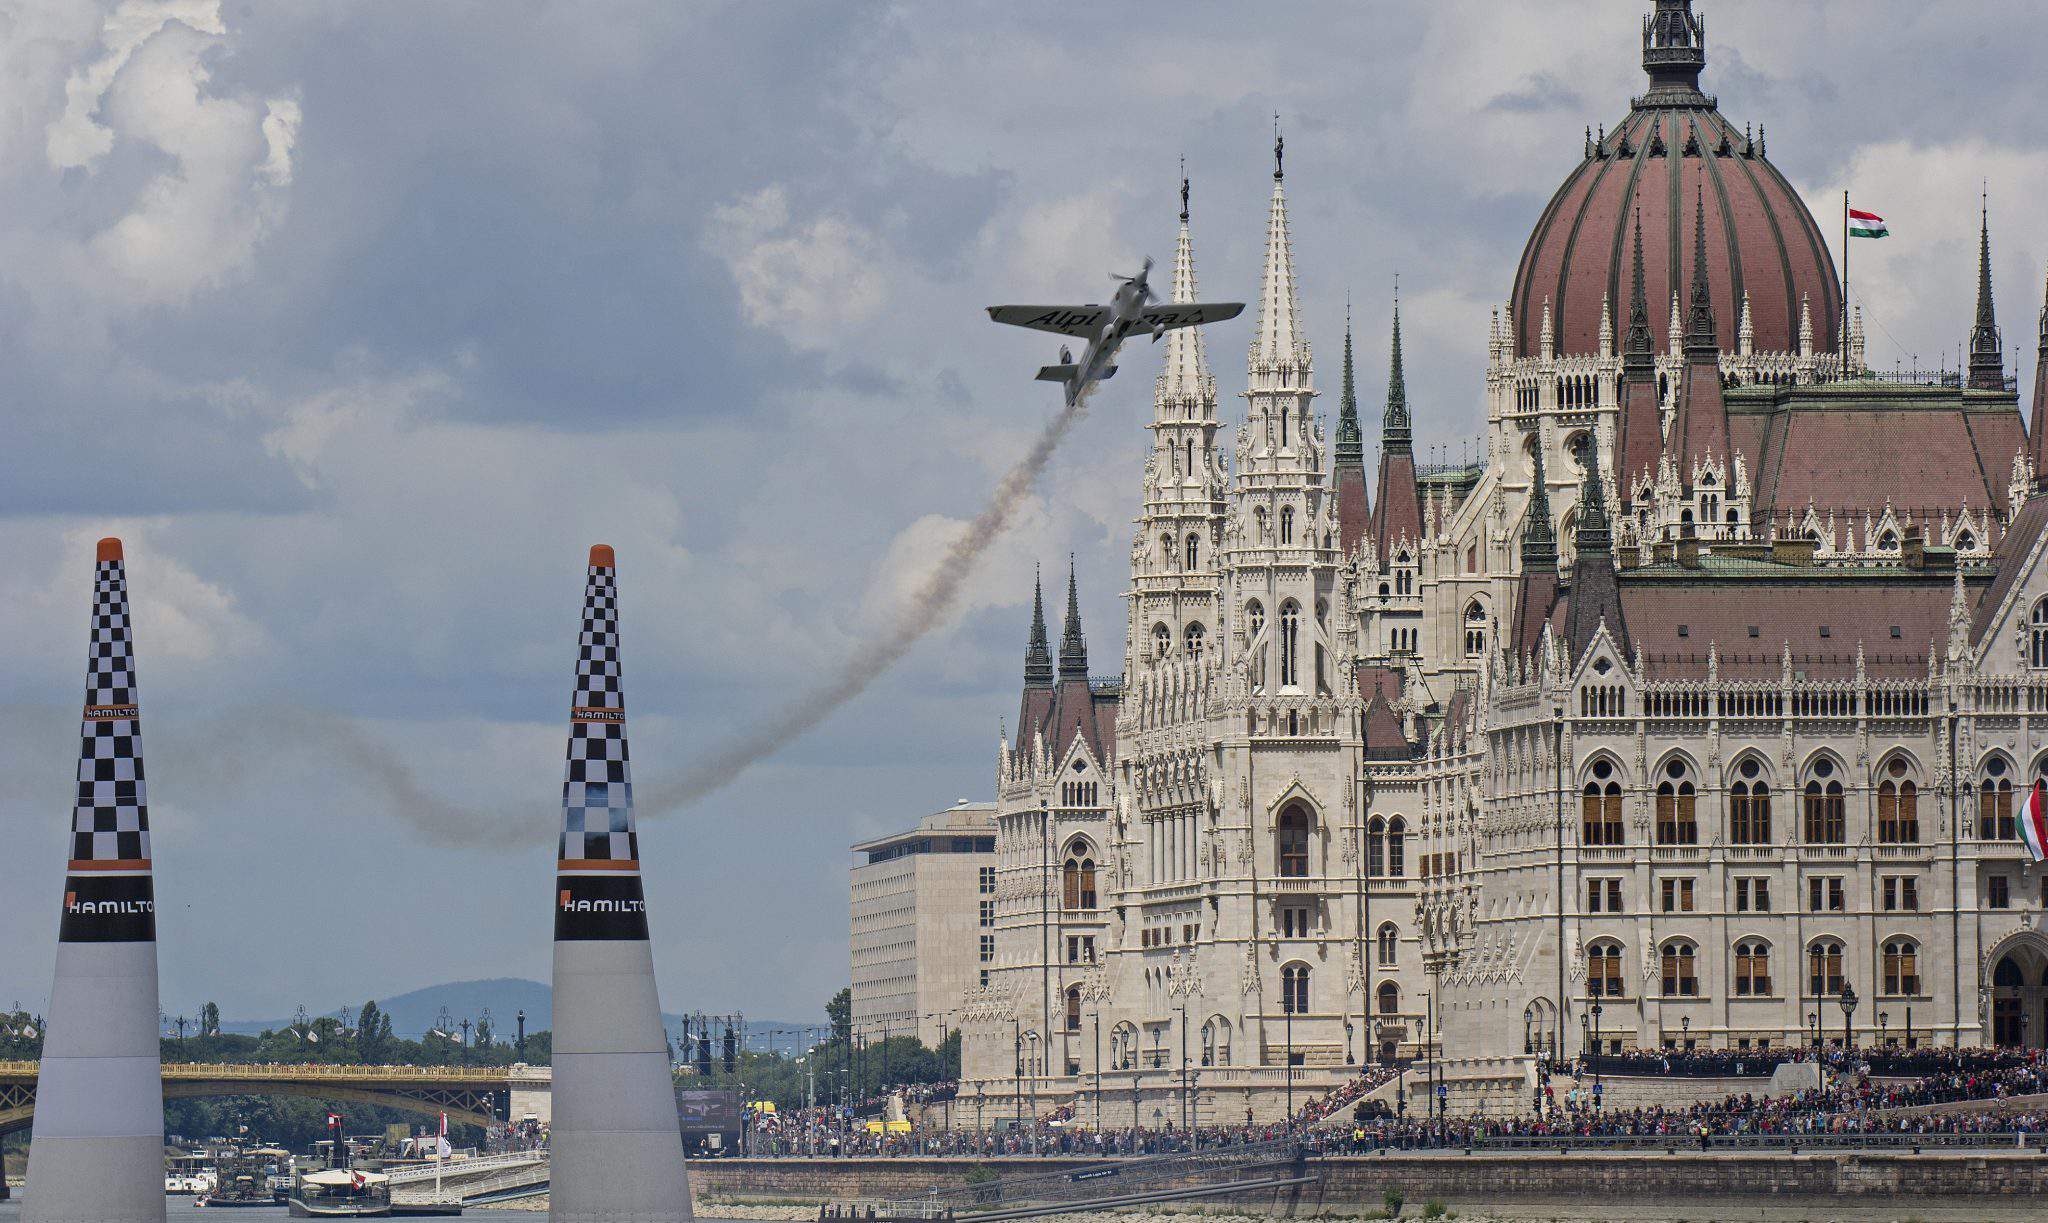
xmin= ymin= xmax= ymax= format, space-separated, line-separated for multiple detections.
xmin=74 ymin=558 xmax=149 ymax=864
xmin=559 ymin=561 xmax=637 ymax=862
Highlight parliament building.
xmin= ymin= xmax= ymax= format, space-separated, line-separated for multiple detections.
xmin=958 ymin=0 xmax=2048 ymax=1122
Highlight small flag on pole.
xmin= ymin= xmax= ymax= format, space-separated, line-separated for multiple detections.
xmin=1848 ymin=208 xmax=1889 ymax=239
xmin=2022 ymin=779 xmax=2048 ymax=864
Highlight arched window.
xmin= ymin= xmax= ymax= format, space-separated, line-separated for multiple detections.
xmin=1729 ymin=756 xmax=1772 ymax=844
xmin=1587 ymin=940 xmax=1624 ymax=998
xmin=1276 ymin=805 xmax=1310 ymax=878
xmin=1185 ymin=533 xmax=1200 ymax=572
xmin=1062 ymin=842 xmax=1097 ymax=910
xmin=1151 ymin=623 xmax=1172 ymax=661
xmin=1581 ymin=757 xmax=1624 ymax=845
xmin=1376 ymin=980 xmax=1399 ymax=1015
xmin=1377 ymin=922 xmax=1398 ymax=966
xmin=1366 ymin=816 xmax=1387 ymax=878
xmin=1386 ymin=816 xmax=1407 ymax=877
xmin=1882 ymin=938 xmax=1919 ymax=996
xmin=1253 ymin=506 xmax=1268 ymax=542
xmin=1110 ymin=1021 xmax=1138 ymax=1070
xmin=1281 ymin=963 xmax=1310 ymax=1015
xmin=1201 ymin=1016 xmax=1230 ymax=1067
xmin=1064 ymin=985 xmax=1082 ymax=1033
xmin=1464 ymin=600 xmax=1488 ymax=657
xmin=1734 ymin=939 xmax=1771 ymax=996
xmin=1184 ymin=622 xmax=1206 ymax=658
xmin=1656 ymin=757 xmax=1698 ymax=845
xmin=1280 ymin=505 xmax=1296 ymax=545
xmin=2029 ymin=598 xmax=2048 ymax=669
xmin=1245 ymin=600 xmax=1265 ymax=641
xmin=1808 ymin=939 xmax=1845 ymax=998
xmin=1980 ymin=756 xmax=2016 ymax=839
xmin=1160 ymin=533 xmax=1174 ymax=568
xmin=1660 ymin=940 xmax=1698 ymax=997
xmin=1802 ymin=756 xmax=1845 ymax=844
xmin=1877 ymin=756 xmax=1918 ymax=843
xmin=1279 ymin=600 xmax=1301 ymax=687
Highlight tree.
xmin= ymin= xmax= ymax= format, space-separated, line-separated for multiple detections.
xmin=199 ymin=1002 xmax=221 ymax=1038
xmin=356 ymin=1001 xmax=388 ymax=1062
xmin=827 ymin=988 xmax=852 ymax=1046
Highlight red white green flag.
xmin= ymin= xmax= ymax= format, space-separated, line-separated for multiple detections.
xmin=1849 ymin=208 xmax=1889 ymax=239
xmin=2023 ymin=780 xmax=2048 ymax=865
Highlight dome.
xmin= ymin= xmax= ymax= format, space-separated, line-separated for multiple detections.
xmin=1509 ymin=1 xmax=1841 ymax=360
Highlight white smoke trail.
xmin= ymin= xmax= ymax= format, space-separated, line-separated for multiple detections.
xmin=641 ymin=385 xmax=1096 ymax=813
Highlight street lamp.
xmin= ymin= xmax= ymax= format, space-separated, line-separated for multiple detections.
xmin=1589 ymin=1001 xmax=1604 ymax=1110
xmin=1839 ymin=982 xmax=1858 ymax=1049
xmin=1345 ymin=1018 xmax=1355 ymax=1065
xmin=1879 ymin=1011 xmax=1890 ymax=1048
xmin=1807 ymin=1011 xmax=1819 ymax=1050
xmin=1680 ymin=1015 xmax=1691 ymax=1051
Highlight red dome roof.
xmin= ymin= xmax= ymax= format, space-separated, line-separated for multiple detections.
xmin=1509 ymin=3 xmax=1841 ymax=360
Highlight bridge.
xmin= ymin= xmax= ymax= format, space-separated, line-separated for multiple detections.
xmin=0 ymin=1062 xmax=556 ymax=1135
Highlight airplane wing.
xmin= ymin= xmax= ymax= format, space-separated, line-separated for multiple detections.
xmin=987 ymin=305 xmax=1110 ymax=336
xmin=1134 ymin=302 xmax=1246 ymax=332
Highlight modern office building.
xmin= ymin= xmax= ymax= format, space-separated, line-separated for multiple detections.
xmin=851 ymin=800 xmax=996 ymax=1040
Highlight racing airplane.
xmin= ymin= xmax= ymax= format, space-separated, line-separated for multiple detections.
xmin=988 ymin=258 xmax=1244 ymax=406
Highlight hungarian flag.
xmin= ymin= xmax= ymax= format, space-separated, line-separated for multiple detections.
xmin=1849 ymin=208 xmax=1889 ymax=239
xmin=2022 ymin=780 xmax=2048 ymax=864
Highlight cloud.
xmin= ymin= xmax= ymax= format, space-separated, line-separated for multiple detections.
xmin=705 ymin=185 xmax=889 ymax=348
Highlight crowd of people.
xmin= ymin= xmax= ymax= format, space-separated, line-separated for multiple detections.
xmin=1564 ymin=1044 xmax=2028 ymax=1080
xmin=739 ymin=1046 xmax=2048 ymax=1157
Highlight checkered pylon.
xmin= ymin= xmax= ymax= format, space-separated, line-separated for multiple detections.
xmin=558 ymin=545 xmax=638 ymax=865
xmin=73 ymin=538 xmax=150 ymax=867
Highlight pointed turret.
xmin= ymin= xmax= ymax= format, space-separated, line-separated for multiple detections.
xmin=549 ymin=545 xmax=692 ymax=1223
xmin=1617 ymin=208 xmax=1663 ymax=500
xmin=1641 ymin=2 xmax=1707 ymax=97
xmin=1157 ymin=171 xmax=1213 ymax=411
xmin=1334 ymin=306 xmax=1371 ymax=555
xmin=1563 ymin=442 xmax=1629 ymax=660
xmin=1670 ymin=187 xmax=1730 ymax=469
xmin=1058 ymin=557 xmax=1088 ymax=679
xmin=1512 ymin=450 xmax=1560 ymax=657
xmin=1370 ymin=294 xmax=1423 ymax=561
xmin=23 ymin=538 xmax=166 ymax=1223
xmin=1969 ymin=195 xmax=2007 ymax=391
xmin=2032 ymin=262 xmax=2048 ymax=477
xmin=1023 ymin=566 xmax=1053 ymax=688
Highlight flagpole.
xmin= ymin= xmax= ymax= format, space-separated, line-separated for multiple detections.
xmin=1842 ymin=191 xmax=1851 ymax=376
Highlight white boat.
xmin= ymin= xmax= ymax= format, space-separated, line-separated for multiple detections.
xmin=288 ymin=1169 xmax=391 ymax=1218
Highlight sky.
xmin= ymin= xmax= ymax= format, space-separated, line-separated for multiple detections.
xmin=2 ymin=0 xmax=2046 ymax=1029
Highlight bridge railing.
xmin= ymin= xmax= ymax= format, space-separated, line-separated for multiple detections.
xmin=0 ymin=1060 xmax=511 ymax=1085
xmin=384 ymin=1152 xmax=548 ymax=1185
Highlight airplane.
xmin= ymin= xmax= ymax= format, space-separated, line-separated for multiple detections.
xmin=987 ymin=258 xmax=1245 ymax=406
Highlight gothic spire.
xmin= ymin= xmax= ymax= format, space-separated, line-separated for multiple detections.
xmin=1520 ymin=442 xmax=1557 ymax=567
xmin=1574 ymin=438 xmax=1612 ymax=552
xmin=1383 ymin=288 xmax=1412 ymax=449
xmin=1157 ymin=168 xmax=1213 ymax=412
xmin=1336 ymin=299 xmax=1363 ymax=470
xmin=2031 ymin=260 xmax=2048 ymax=476
xmin=1564 ymin=440 xmax=1628 ymax=660
xmin=1251 ymin=135 xmax=1307 ymax=375
xmin=1969 ymin=191 xmax=2007 ymax=391
xmin=1057 ymin=556 xmax=1088 ymax=678
xmin=1623 ymin=207 xmax=1655 ymax=367
xmin=1024 ymin=564 xmax=1053 ymax=688
xmin=1685 ymin=185 xmax=1717 ymax=352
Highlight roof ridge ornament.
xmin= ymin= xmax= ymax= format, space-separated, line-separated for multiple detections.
xmin=1639 ymin=0 xmax=1711 ymax=106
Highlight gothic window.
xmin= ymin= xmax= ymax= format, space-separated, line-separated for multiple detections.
xmin=1802 ymin=756 xmax=1846 ymax=844
xmin=1979 ymin=756 xmax=2016 ymax=840
xmin=1160 ymin=533 xmax=1174 ymax=569
xmin=1581 ymin=756 xmax=1624 ymax=846
xmin=1734 ymin=940 xmax=1771 ymax=996
xmin=1377 ymin=922 xmax=1398 ymax=966
xmin=1394 ymin=560 xmax=1414 ymax=595
xmin=1186 ymin=533 xmax=1200 ymax=571
xmin=1807 ymin=939 xmax=1845 ymax=998
xmin=1184 ymin=622 xmax=1206 ymax=658
xmin=1253 ymin=506 xmax=1268 ymax=542
xmin=1956 ymin=529 xmax=1976 ymax=552
xmin=1280 ymin=506 xmax=1295 ymax=545
xmin=1152 ymin=623 xmax=1172 ymax=661
xmin=1065 ymin=985 xmax=1082 ymax=1033
xmin=1062 ymin=842 xmax=1097 ymax=910
xmin=1877 ymin=530 xmax=1899 ymax=552
xmin=1729 ymin=756 xmax=1772 ymax=844
xmin=1276 ymin=804 xmax=1310 ymax=878
xmin=1279 ymin=600 xmax=1301 ymax=687
xmin=1655 ymin=757 xmax=1698 ymax=845
xmin=1883 ymin=938 xmax=1920 ymax=996
xmin=1464 ymin=600 xmax=1488 ymax=657
xmin=1386 ymin=816 xmax=1407 ymax=877
xmin=2032 ymin=600 xmax=2048 ymax=670
xmin=1877 ymin=756 xmax=1918 ymax=843
xmin=1376 ymin=980 xmax=1400 ymax=1015
xmin=1246 ymin=600 xmax=1265 ymax=641
xmin=1366 ymin=816 xmax=1386 ymax=878
xmin=1586 ymin=940 xmax=1624 ymax=998
xmin=1660 ymin=940 xmax=1698 ymax=997
xmin=1281 ymin=963 xmax=1310 ymax=1015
